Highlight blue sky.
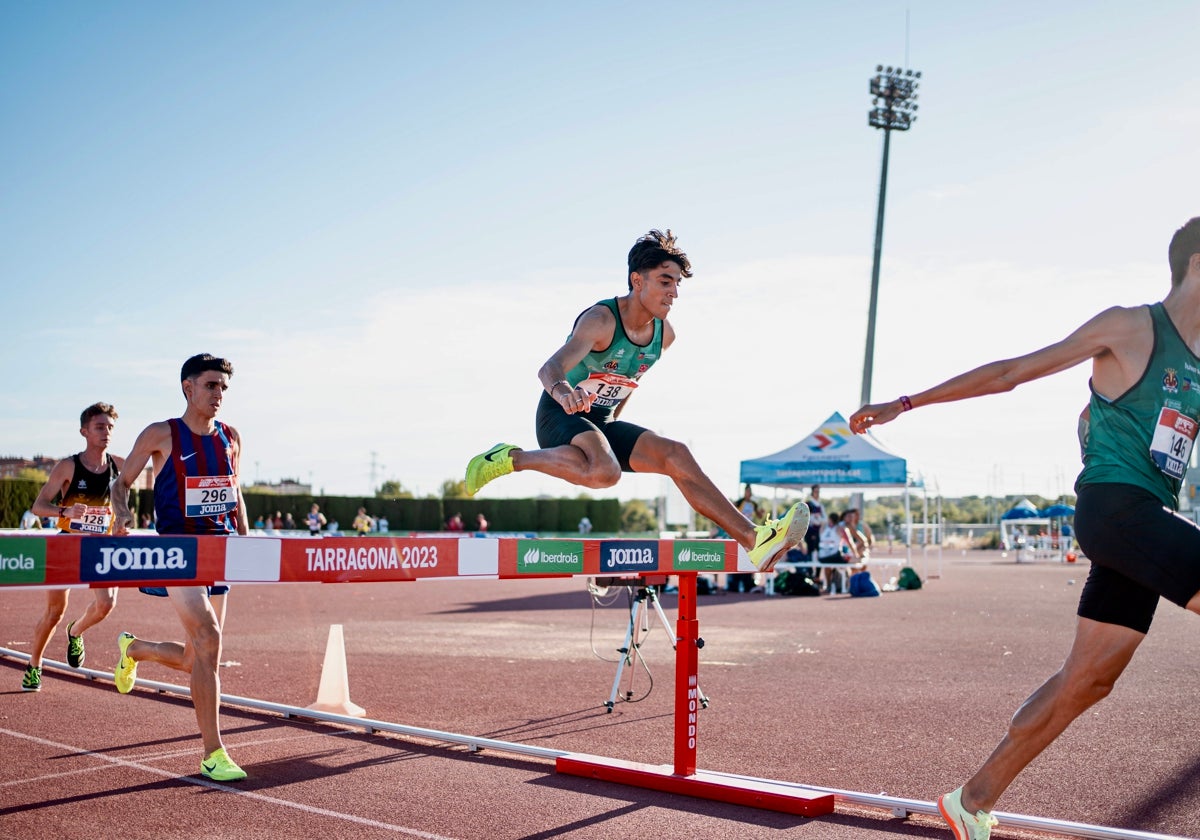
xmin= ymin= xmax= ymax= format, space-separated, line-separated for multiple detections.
xmin=3 ymin=2 xmax=1197 ymax=503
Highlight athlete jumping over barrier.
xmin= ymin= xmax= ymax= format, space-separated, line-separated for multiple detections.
xmin=465 ymin=229 xmax=806 ymax=572
xmin=851 ymin=216 xmax=1200 ymax=839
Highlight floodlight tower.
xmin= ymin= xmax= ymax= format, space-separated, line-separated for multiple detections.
xmin=860 ymin=65 xmax=921 ymax=408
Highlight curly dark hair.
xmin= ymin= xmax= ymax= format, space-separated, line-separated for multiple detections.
xmin=1168 ymin=217 xmax=1200 ymax=286
xmin=80 ymin=402 xmax=117 ymax=428
xmin=626 ymin=229 xmax=692 ymax=289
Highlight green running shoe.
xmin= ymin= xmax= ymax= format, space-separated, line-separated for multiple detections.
xmin=21 ymin=665 xmax=42 ymax=692
xmin=938 ymin=787 xmax=998 ymax=840
xmin=66 ymin=620 xmax=85 ymax=668
xmin=201 ymin=747 xmax=247 ymax=782
xmin=465 ymin=443 xmax=519 ymax=496
xmin=747 ymin=502 xmax=810 ymax=572
xmin=115 ymin=632 xmax=138 ymax=694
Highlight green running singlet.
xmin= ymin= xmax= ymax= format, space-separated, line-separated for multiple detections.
xmin=1077 ymin=302 xmax=1200 ymax=509
xmin=564 ymin=298 xmax=663 ymax=419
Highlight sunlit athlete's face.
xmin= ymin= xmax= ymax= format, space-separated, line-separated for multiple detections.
xmin=80 ymin=416 xmax=115 ymax=449
xmin=631 ymin=260 xmax=682 ymax=318
xmin=183 ymin=371 xmax=230 ymax=418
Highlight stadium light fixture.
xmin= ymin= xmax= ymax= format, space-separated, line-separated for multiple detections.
xmin=860 ymin=65 xmax=922 ymax=409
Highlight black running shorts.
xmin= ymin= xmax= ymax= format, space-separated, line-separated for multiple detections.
xmin=1073 ymin=482 xmax=1200 ymax=633
xmin=139 ymin=585 xmax=230 ymax=597
xmin=534 ymin=391 xmax=649 ymax=473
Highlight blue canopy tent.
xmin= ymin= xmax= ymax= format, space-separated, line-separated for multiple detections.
xmin=1001 ymin=499 xmax=1041 ymax=520
xmin=1000 ymin=500 xmax=1076 ymax=562
xmin=739 ymin=412 xmax=909 ymax=488
xmin=739 ymin=412 xmax=925 ymax=563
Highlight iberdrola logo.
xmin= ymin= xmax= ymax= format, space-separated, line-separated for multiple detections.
xmin=673 ymin=541 xmax=724 ymax=571
xmin=0 ymin=538 xmax=46 ymax=584
xmin=516 ymin=539 xmax=584 ymax=574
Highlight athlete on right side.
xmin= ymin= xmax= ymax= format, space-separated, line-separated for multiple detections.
xmin=851 ymin=216 xmax=1200 ymax=839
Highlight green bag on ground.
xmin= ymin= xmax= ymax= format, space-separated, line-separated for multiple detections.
xmin=897 ymin=566 xmax=922 ymax=590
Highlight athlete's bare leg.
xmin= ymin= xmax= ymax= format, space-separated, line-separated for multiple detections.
xmin=627 ymin=431 xmax=757 ymax=550
xmin=958 ymin=616 xmax=1144 ymax=814
xmin=125 ymin=590 xmax=228 ymax=673
xmin=30 ymin=590 xmax=69 ymax=669
xmin=66 ymin=588 xmax=117 ymax=637
xmin=1186 ymin=590 xmax=1200 ymax=614
xmin=125 ymin=638 xmax=190 ymax=671
xmin=166 ymin=587 xmax=225 ymax=757
xmin=512 ymin=429 xmax=757 ymax=549
xmin=512 ymin=431 xmax=622 ymax=489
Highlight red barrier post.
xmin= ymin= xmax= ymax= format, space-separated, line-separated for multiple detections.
xmin=673 ymin=572 xmax=699 ymax=776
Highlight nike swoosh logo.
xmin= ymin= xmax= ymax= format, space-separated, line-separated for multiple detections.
xmin=757 ymin=527 xmax=779 ymax=548
xmin=181 ymin=452 xmax=197 ymax=461
xmin=202 ymin=760 xmax=216 ymax=772
xmin=483 ymin=446 xmax=507 ymax=462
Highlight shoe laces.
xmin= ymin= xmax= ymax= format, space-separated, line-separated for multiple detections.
xmin=755 ymin=519 xmax=780 ymax=545
xmin=974 ymin=810 xmax=998 ymax=837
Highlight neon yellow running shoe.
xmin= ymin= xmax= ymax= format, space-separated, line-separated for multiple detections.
xmin=66 ymin=619 xmax=85 ymax=668
xmin=201 ymin=747 xmax=247 ymax=782
xmin=465 ymin=443 xmax=519 ymax=496
xmin=115 ymin=632 xmax=138 ymax=694
xmin=938 ymin=786 xmax=998 ymax=840
xmin=21 ymin=665 xmax=41 ymax=692
xmin=747 ymin=502 xmax=809 ymax=572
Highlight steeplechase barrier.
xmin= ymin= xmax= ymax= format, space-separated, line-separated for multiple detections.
xmin=0 ymin=533 xmax=1188 ymax=838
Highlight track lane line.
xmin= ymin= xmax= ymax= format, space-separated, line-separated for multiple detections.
xmin=0 ymin=726 xmax=458 ymax=839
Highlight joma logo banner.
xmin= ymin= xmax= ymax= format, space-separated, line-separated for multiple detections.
xmin=599 ymin=540 xmax=658 ymax=573
xmin=81 ymin=537 xmax=198 ymax=582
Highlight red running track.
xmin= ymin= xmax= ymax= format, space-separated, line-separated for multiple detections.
xmin=2 ymin=551 xmax=1198 ymax=839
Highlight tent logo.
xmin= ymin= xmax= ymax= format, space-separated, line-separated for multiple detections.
xmin=808 ymin=427 xmax=848 ymax=451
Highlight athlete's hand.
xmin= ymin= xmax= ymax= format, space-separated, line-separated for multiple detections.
xmin=849 ymin=400 xmax=904 ymax=433
xmin=64 ymin=502 xmax=87 ymax=519
xmin=112 ymin=514 xmax=132 ymax=537
xmin=559 ymin=386 xmax=597 ymax=415
xmin=110 ymin=489 xmax=133 ymax=537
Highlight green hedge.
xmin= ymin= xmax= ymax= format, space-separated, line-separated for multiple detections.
xmin=0 ymin=479 xmax=40 ymax=528
xmin=1 ymin=479 xmax=620 ymax=534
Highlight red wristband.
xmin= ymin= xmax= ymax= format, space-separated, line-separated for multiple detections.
xmin=899 ymin=395 xmax=913 ymax=412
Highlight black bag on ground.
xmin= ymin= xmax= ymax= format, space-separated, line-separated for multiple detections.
xmin=774 ymin=570 xmax=821 ymax=597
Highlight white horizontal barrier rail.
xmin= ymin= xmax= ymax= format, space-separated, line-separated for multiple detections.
xmin=3 ymin=648 xmax=1182 ymax=839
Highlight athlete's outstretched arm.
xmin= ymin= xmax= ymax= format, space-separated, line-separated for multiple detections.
xmin=849 ymin=307 xmax=1134 ymax=434
xmin=111 ymin=421 xmax=171 ymax=535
